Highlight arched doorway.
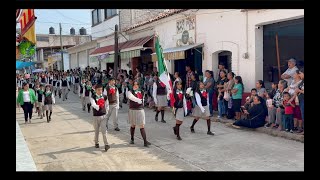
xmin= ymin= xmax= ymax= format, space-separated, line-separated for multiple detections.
xmin=218 ymin=51 xmax=232 ymax=73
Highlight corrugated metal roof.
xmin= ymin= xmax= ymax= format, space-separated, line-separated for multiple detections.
xmin=90 ymin=35 xmax=154 ymax=56
xmin=123 ymin=9 xmax=188 ymax=32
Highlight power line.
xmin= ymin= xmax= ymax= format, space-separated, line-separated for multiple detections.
xmin=54 ymin=10 xmax=91 ymax=25
xmin=37 ymin=21 xmax=91 ymax=27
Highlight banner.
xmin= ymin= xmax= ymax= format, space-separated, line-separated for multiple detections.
xmin=19 ymin=9 xmax=36 ymax=45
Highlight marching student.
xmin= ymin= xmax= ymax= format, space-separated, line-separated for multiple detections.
xmin=152 ymin=76 xmax=167 ymax=123
xmin=127 ymin=80 xmax=151 ymax=147
xmin=52 ymin=75 xmax=58 ymax=97
xmin=172 ymin=81 xmax=188 ymax=140
xmin=43 ymin=85 xmax=55 ymax=123
xmin=84 ymin=80 xmax=93 ymax=113
xmin=190 ymin=81 xmax=215 ymax=135
xmin=116 ymin=78 xmax=123 ymax=108
xmin=60 ymin=74 xmax=70 ymax=101
xmin=36 ymin=84 xmax=45 ymax=119
xmin=17 ymin=83 xmax=37 ymax=124
xmin=79 ymin=78 xmax=87 ymax=111
xmin=103 ymin=78 xmax=120 ymax=131
xmin=55 ymin=76 xmax=62 ymax=99
xmin=90 ymin=84 xmax=110 ymax=151
xmin=73 ymin=73 xmax=80 ymax=94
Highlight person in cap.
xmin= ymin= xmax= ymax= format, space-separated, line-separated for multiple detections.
xmin=127 ymin=80 xmax=151 ymax=147
xmin=281 ymin=58 xmax=299 ymax=86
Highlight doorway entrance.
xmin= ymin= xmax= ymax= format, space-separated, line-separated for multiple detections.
xmin=218 ymin=51 xmax=232 ymax=73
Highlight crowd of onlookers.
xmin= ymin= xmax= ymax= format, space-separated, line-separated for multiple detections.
xmin=16 ymin=57 xmax=304 ymax=135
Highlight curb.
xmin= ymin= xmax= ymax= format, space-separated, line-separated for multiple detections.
xmin=215 ymin=118 xmax=304 ymax=143
xmin=160 ymin=107 xmax=304 ymax=143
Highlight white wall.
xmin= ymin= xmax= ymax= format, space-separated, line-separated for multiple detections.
xmin=78 ymin=51 xmax=87 ymax=69
xmin=195 ymin=9 xmax=303 ymax=91
xmin=70 ymin=53 xmax=77 ymax=69
xmin=91 ymin=9 xmax=119 ymax=40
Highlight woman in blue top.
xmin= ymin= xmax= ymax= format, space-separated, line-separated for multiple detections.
xmin=231 ymin=76 xmax=244 ymax=120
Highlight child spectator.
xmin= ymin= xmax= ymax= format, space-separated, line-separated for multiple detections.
xmin=265 ymin=92 xmax=276 ymax=128
xmin=282 ymin=92 xmax=295 ymax=133
xmin=243 ymin=88 xmax=257 ymax=110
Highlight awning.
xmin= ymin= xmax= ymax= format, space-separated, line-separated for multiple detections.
xmin=16 ymin=61 xmax=35 ymax=69
xmin=90 ymin=35 xmax=154 ymax=63
xmin=152 ymin=43 xmax=203 ymax=62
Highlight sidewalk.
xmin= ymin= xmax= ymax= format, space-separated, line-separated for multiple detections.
xmin=163 ymin=107 xmax=304 ymax=143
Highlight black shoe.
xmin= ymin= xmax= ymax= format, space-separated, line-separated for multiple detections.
xmin=173 ymin=127 xmax=177 ymax=135
xmin=177 ymin=136 xmax=182 ymax=140
xmin=130 ymin=140 xmax=134 ymax=144
xmin=161 ymin=120 xmax=166 ymax=123
xmin=114 ymin=127 xmax=120 ymax=131
xmin=207 ymin=131 xmax=215 ymax=135
xmin=155 ymin=116 xmax=158 ymax=121
xmin=190 ymin=127 xmax=195 ymax=133
xmin=293 ymin=127 xmax=298 ymax=131
xmin=144 ymin=141 xmax=151 ymax=147
xmin=105 ymin=145 xmax=110 ymax=151
xmin=95 ymin=144 xmax=99 ymax=148
xmin=82 ymin=108 xmax=85 ymax=111
xmin=49 ymin=116 xmax=51 ymax=120
xmin=120 ymin=105 xmax=122 ymax=108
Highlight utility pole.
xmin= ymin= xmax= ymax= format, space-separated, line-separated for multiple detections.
xmin=113 ymin=24 xmax=119 ymax=77
xmin=59 ymin=23 xmax=64 ymax=71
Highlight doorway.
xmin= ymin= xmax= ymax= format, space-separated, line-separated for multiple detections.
xmin=263 ymin=18 xmax=304 ymax=89
xmin=218 ymin=51 xmax=232 ymax=73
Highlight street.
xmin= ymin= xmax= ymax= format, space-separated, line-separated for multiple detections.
xmin=16 ymin=92 xmax=304 ymax=171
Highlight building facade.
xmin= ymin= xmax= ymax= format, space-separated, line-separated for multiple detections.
xmin=124 ymin=9 xmax=304 ymax=91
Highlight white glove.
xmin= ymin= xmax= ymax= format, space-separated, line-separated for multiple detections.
xmin=186 ymin=87 xmax=192 ymax=95
xmin=137 ymin=99 xmax=143 ymax=104
xmin=200 ymin=107 xmax=205 ymax=113
xmin=167 ymin=93 xmax=170 ymax=100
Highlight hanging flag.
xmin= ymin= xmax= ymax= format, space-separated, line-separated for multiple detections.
xmin=154 ymin=34 xmax=175 ymax=107
xmin=19 ymin=9 xmax=36 ymax=45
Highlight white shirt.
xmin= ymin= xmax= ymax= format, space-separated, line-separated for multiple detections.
xmin=282 ymin=66 xmax=298 ymax=86
xmin=266 ymin=99 xmax=273 ymax=108
xmin=23 ymin=91 xmax=31 ymax=102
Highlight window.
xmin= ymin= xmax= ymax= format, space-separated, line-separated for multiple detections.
xmin=104 ymin=9 xmax=117 ymax=20
xmin=92 ymin=9 xmax=101 ymax=26
xmin=36 ymin=36 xmax=49 ymax=42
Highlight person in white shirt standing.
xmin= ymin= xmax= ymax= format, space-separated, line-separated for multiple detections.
xmin=281 ymin=58 xmax=299 ymax=86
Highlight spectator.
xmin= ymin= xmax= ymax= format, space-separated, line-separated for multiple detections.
xmin=231 ymin=76 xmax=244 ymax=120
xmin=216 ymin=63 xmax=228 ymax=82
xmin=204 ymin=70 xmax=215 ymax=117
xmin=270 ymin=82 xmax=278 ymax=98
xmin=129 ymin=70 xmax=134 ymax=79
xmin=256 ymin=80 xmax=267 ymax=99
xmin=281 ymin=58 xmax=299 ymax=86
xmin=108 ymin=67 xmax=113 ymax=77
xmin=225 ymin=72 xmax=235 ymax=119
xmin=295 ymin=69 xmax=304 ymax=134
xmin=287 ymin=70 xmax=303 ymax=133
xmin=243 ymin=88 xmax=257 ymax=111
xmin=232 ymin=95 xmax=266 ymax=129
xmin=273 ymin=80 xmax=287 ymax=131
xmin=282 ymin=92 xmax=295 ymax=133
xmin=265 ymin=92 xmax=276 ymax=128
xmin=185 ymin=65 xmax=194 ymax=89
xmin=217 ymin=70 xmax=228 ymax=118
xmin=173 ymin=72 xmax=182 ymax=88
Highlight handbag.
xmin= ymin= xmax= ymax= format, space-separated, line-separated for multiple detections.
xmin=224 ymin=92 xmax=230 ymax=101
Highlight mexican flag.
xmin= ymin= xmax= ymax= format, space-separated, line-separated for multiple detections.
xmin=155 ymin=35 xmax=175 ymax=107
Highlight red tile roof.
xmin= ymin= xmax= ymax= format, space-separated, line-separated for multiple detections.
xmin=90 ymin=35 xmax=154 ymax=55
xmin=123 ymin=9 xmax=188 ymax=32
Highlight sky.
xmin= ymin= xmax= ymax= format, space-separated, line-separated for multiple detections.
xmin=19 ymin=9 xmax=92 ymax=35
